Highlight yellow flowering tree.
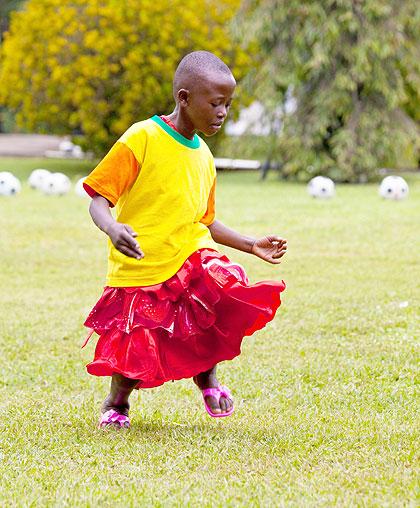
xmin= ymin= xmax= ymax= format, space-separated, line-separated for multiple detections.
xmin=0 ymin=0 xmax=250 ymax=152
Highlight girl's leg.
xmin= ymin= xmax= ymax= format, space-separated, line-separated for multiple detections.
xmin=101 ymin=373 xmax=139 ymax=416
xmin=193 ymin=365 xmax=233 ymax=415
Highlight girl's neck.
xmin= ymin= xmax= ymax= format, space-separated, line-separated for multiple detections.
xmin=166 ymin=108 xmax=195 ymax=140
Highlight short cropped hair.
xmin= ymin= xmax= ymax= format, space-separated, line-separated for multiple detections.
xmin=173 ymin=51 xmax=232 ymax=97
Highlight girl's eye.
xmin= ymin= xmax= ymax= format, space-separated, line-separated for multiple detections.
xmin=211 ymin=102 xmax=232 ymax=108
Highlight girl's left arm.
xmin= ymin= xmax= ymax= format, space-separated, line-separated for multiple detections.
xmin=208 ymin=220 xmax=287 ymax=265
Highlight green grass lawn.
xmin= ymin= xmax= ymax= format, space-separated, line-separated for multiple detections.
xmin=0 ymin=158 xmax=419 ymax=506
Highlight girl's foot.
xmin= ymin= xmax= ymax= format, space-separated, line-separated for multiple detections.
xmin=99 ymin=396 xmax=130 ymax=428
xmin=99 ymin=373 xmax=138 ymax=428
xmin=101 ymin=395 xmax=130 ymax=416
xmin=193 ymin=366 xmax=233 ymax=416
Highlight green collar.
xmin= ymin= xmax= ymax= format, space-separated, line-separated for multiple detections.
xmin=151 ymin=115 xmax=200 ymax=149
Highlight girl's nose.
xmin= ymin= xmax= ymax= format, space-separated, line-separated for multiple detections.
xmin=217 ymin=107 xmax=227 ymax=118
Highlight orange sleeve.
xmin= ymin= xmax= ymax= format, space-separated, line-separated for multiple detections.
xmin=200 ymin=179 xmax=216 ymax=226
xmin=83 ymin=141 xmax=139 ymax=207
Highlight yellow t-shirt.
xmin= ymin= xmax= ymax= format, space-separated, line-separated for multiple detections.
xmin=84 ymin=115 xmax=218 ymax=287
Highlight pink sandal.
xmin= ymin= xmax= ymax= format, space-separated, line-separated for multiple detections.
xmin=201 ymin=385 xmax=234 ymax=418
xmin=99 ymin=409 xmax=131 ymax=429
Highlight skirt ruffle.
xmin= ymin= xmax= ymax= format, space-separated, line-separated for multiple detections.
xmin=84 ymin=249 xmax=285 ymax=388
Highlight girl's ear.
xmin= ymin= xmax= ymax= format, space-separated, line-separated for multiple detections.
xmin=177 ymin=89 xmax=189 ymax=106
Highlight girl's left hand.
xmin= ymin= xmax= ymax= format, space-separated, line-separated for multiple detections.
xmin=251 ymin=235 xmax=287 ymax=264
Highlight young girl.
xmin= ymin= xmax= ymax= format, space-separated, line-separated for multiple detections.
xmin=83 ymin=51 xmax=287 ymax=428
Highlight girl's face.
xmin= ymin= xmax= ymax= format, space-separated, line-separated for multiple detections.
xmin=181 ymin=72 xmax=236 ymax=137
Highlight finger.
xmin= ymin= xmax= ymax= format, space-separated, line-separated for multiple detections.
xmin=124 ymin=224 xmax=138 ymax=237
xmin=267 ymin=258 xmax=282 ymax=264
xmin=117 ymin=237 xmax=143 ymax=257
xmin=118 ymin=244 xmax=144 ymax=259
xmin=124 ymin=243 xmax=144 ymax=259
xmin=121 ymin=241 xmax=143 ymax=258
xmin=121 ymin=230 xmax=142 ymax=252
xmin=272 ymin=252 xmax=286 ymax=259
xmin=118 ymin=243 xmax=142 ymax=258
xmin=272 ymin=248 xmax=287 ymax=259
xmin=274 ymin=241 xmax=287 ymax=252
xmin=268 ymin=236 xmax=286 ymax=246
xmin=256 ymin=252 xmax=281 ymax=264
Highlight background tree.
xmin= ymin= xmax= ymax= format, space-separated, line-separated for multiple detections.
xmin=0 ymin=0 xmax=24 ymax=42
xmin=237 ymin=0 xmax=420 ymax=181
xmin=0 ymin=0 xmax=250 ymax=153
xmin=0 ymin=0 xmax=24 ymax=132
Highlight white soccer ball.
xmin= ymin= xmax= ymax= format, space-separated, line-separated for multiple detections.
xmin=59 ymin=140 xmax=75 ymax=153
xmin=379 ymin=176 xmax=409 ymax=200
xmin=28 ymin=168 xmax=51 ymax=190
xmin=0 ymin=171 xmax=21 ymax=196
xmin=307 ymin=176 xmax=335 ymax=198
xmin=71 ymin=145 xmax=83 ymax=158
xmin=74 ymin=177 xmax=89 ymax=197
xmin=40 ymin=172 xmax=71 ymax=195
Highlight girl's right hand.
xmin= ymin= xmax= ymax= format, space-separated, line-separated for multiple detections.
xmin=106 ymin=222 xmax=144 ymax=260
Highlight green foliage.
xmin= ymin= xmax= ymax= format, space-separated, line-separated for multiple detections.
xmin=0 ymin=0 xmax=24 ymax=39
xmin=0 ymin=0 xmax=25 ymax=132
xmin=0 ymin=0 xmax=250 ymax=153
xmin=237 ymin=1 xmax=420 ymax=181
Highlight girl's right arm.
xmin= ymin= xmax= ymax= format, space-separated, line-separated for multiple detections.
xmin=89 ymin=194 xmax=144 ymax=260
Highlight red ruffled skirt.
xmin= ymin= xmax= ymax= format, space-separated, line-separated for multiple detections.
xmin=84 ymin=249 xmax=285 ymax=388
